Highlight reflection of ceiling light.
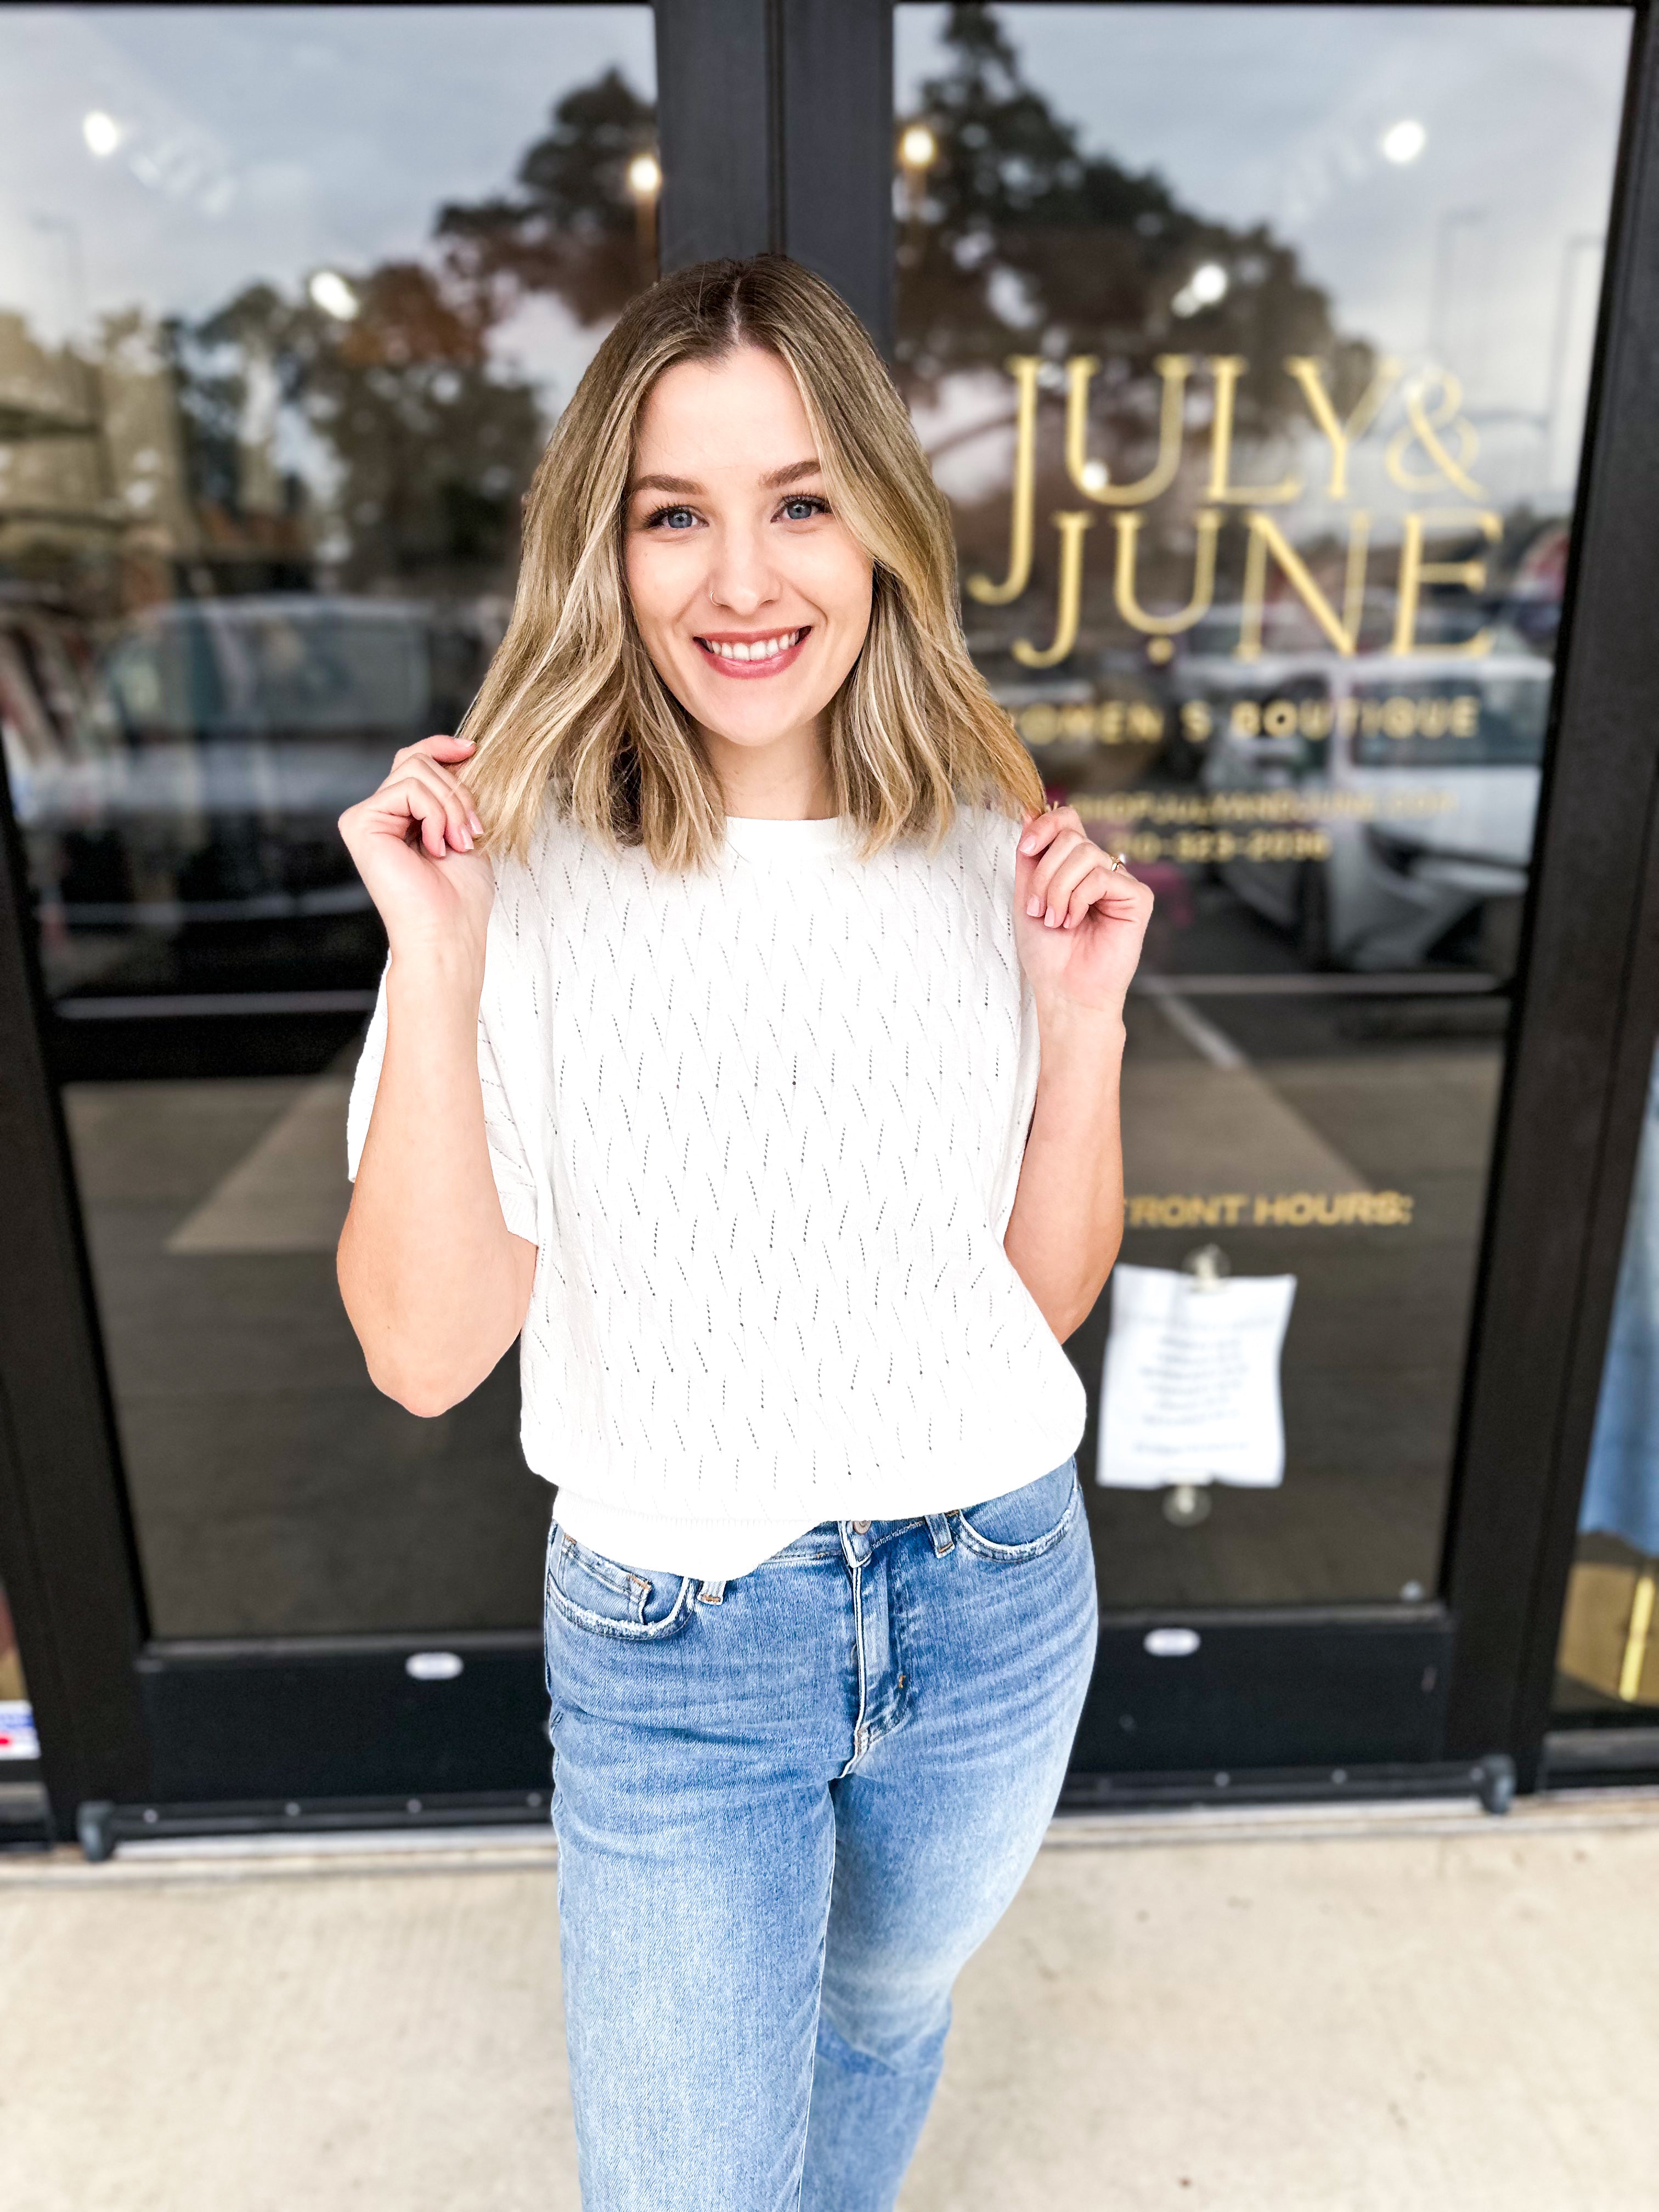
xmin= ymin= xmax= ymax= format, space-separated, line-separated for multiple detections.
xmin=899 ymin=123 xmax=938 ymax=170
xmin=627 ymin=151 xmax=661 ymax=199
xmin=1080 ymin=459 xmax=1110 ymax=493
xmin=1172 ymin=261 xmax=1228 ymax=317
xmin=82 ymin=110 xmax=121 ymax=157
xmin=1381 ymin=119 xmax=1426 ymax=164
xmin=308 ymin=269 xmax=359 ymax=320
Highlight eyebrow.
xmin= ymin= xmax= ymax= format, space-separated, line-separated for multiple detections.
xmin=629 ymin=458 xmax=823 ymax=498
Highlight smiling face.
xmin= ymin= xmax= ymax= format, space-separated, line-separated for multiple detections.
xmin=623 ymin=345 xmax=875 ymax=813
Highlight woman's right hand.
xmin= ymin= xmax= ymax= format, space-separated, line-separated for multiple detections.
xmin=338 ymin=731 xmax=534 ymax=1413
xmin=338 ymin=734 xmax=495 ymax=962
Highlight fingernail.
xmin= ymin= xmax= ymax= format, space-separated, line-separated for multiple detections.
xmin=459 ymin=830 xmax=473 ymax=850
xmin=469 ymin=812 xmax=483 ymax=834
xmin=456 ymin=736 xmax=475 ymax=748
xmin=1045 ymin=907 xmax=1057 ymax=927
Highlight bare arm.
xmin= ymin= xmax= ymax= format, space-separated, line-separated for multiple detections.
xmin=336 ymin=736 xmax=537 ymax=1417
xmin=1003 ymin=1003 xmax=1126 ymax=1340
xmin=1003 ymin=806 xmax=1153 ymax=1341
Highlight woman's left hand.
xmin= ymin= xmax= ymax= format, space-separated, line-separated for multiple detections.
xmin=1013 ymin=804 xmax=1154 ymax=1018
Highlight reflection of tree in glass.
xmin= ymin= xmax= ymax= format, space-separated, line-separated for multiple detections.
xmin=168 ymin=267 xmax=542 ymax=591
xmin=437 ymin=67 xmax=660 ymax=329
xmin=159 ymin=64 xmax=657 ymax=596
xmin=900 ymin=3 xmax=1371 ymax=445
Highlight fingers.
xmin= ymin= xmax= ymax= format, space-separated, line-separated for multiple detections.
xmin=1023 ymin=815 xmax=1095 ymax=918
xmin=1018 ymin=803 xmax=1082 ymax=860
xmin=1034 ymin=842 xmax=1107 ymax=927
xmin=1058 ymin=860 xmax=1150 ymax=929
xmin=1020 ymin=808 xmax=1151 ymax=928
xmin=382 ymin=756 xmax=473 ymax=840
xmin=380 ymin=758 xmax=479 ymax=856
xmin=410 ymin=765 xmax=478 ymax=856
xmin=391 ymin=744 xmax=483 ymax=831
xmin=1059 ymin=862 xmax=1118 ymax=930
xmin=389 ymin=737 xmax=483 ymax=831
xmin=399 ymin=774 xmax=468 ymax=860
xmin=336 ymin=730 xmax=489 ymax=874
xmin=393 ymin=733 xmax=477 ymax=767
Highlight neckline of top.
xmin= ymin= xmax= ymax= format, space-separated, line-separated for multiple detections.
xmin=723 ymin=814 xmax=852 ymax=864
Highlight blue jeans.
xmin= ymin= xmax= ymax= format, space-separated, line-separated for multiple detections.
xmin=543 ymin=1455 xmax=1097 ymax=2212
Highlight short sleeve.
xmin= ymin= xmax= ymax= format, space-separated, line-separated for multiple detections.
xmin=345 ymin=946 xmax=542 ymax=1249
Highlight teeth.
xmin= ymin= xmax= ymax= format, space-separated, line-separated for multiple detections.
xmin=706 ymin=629 xmax=802 ymax=662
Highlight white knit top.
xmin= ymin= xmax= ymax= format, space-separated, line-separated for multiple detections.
xmin=346 ymin=802 xmax=1087 ymax=1577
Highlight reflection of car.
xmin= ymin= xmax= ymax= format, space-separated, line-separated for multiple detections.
xmin=1193 ymin=648 xmax=1552 ymax=973
xmin=2 ymin=595 xmax=482 ymax=999
xmin=93 ymin=596 xmax=481 ymax=912
xmin=1155 ymin=595 xmax=1514 ymax=782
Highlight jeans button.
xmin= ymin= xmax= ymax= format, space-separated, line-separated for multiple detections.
xmin=851 ymin=1519 xmax=871 ymax=1532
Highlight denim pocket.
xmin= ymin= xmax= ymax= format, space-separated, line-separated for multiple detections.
xmin=956 ymin=1457 xmax=1081 ymax=1562
xmin=544 ymin=1527 xmax=698 ymax=1642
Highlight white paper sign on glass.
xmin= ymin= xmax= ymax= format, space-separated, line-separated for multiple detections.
xmin=1096 ymin=1263 xmax=1297 ymax=1492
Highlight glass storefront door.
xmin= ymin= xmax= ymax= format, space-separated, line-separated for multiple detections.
xmin=2 ymin=0 xmax=1656 ymax=1826
xmin=1 ymin=4 xmax=657 ymax=1645
xmin=893 ymin=3 xmax=1631 ymax=1771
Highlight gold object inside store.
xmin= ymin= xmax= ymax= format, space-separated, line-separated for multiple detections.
xmin=1558 ymin=1558 xmax=1659 ymax=1706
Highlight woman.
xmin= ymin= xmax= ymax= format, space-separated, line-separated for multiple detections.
xmin=337 ymin=255 xmax=1151 ymax=2212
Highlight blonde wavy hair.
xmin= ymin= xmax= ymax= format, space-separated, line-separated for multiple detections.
xmin=462 ymin=253 xmax=1043 ymax=868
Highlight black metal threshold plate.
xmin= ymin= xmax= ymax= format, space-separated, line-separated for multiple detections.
xmin=1542 ymin=1724 xmax=1659 ymax=1789
xmin=138 ymin=1636 xmax=550 ymax=1805
xmin=1073 ymin=1609 xmax=1454 ymax=1775
xmin=119 ymin=1610 xmax=1457 ymax=1830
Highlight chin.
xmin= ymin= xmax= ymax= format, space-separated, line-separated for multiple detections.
xmin=687 ymin=682 xmax=828 ymax=748
xmin=708 ymin=703 xmax=818 ymax=747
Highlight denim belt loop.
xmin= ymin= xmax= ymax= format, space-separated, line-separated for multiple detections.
xmin=839 ymin=1522 xmax=873 ymax=1571
xmin=924 ymin=1512 xmax=956 ymax=1558
xmin=698 ymin=1578 xmax=726 ymax=1605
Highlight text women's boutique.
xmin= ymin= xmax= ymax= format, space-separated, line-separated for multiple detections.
xmin=1 ymin=0 xmax=1657 ymax=1852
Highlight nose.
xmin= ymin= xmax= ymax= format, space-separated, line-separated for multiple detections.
xmin=703 ymin=518 xmax=781 ymax=619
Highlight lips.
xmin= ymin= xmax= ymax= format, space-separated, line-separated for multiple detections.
xmin=695 ymin=626 xmax=810 ymax=678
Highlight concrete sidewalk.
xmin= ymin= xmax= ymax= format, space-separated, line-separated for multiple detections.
xmin=3 ymin=1793 xmax=1655 ymax=2211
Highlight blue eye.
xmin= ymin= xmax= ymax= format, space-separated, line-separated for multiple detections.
xmin=781 ymin=495 xmax=828 ymax=522
xmin=647 ymin=504 xmax=698 ymax=531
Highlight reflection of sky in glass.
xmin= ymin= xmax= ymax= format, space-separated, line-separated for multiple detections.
xmin=0 ymin=5 xmax=654 ymax=404
xmin=898 ymin=4 xmax=1630 ymax=509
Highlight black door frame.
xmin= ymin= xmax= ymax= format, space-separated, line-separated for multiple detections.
xmin=2 ymin=0 xmax=1656 ymax=1851
xmin=1442 ymin=0 xmax=1659 ymax=1790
